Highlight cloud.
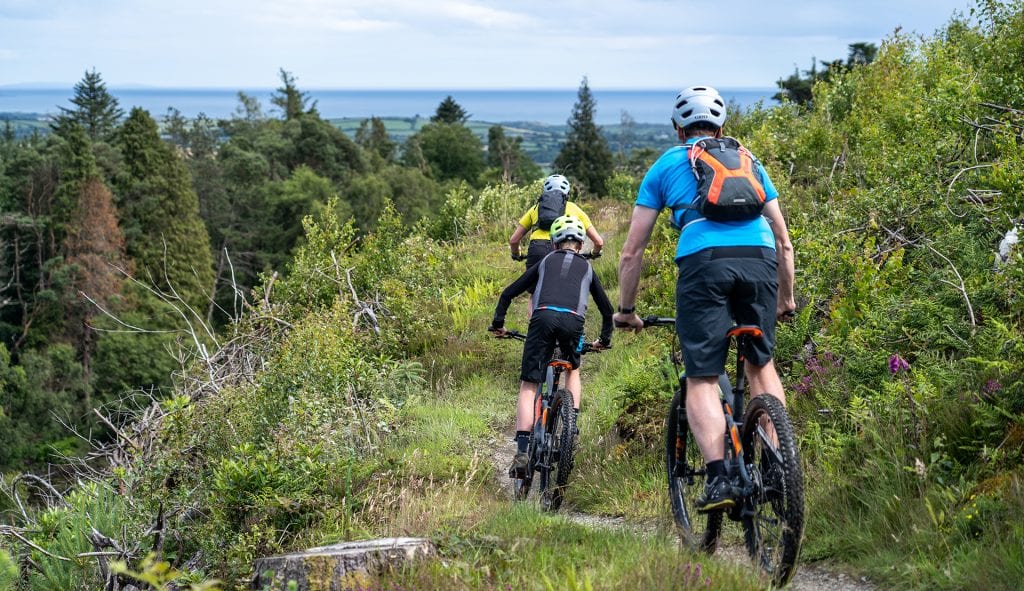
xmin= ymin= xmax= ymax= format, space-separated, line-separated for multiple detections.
xmin=320 ymin=17 xmax=402 ymax=32
xmin=434 ymin=1 xmax=536 ymax=29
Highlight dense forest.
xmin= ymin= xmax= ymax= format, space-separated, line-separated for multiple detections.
xmin=1 ymin=1 xmax=1024 ymax=589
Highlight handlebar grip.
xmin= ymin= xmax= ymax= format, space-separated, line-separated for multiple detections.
xmin=641 ymin=316 xmax=675 ymax=327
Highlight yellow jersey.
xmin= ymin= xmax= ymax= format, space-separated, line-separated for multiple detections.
xmin=519 ymin=201 xmax=593 ymax=241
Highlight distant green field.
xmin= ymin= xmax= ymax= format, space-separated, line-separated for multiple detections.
xmin=328 ymin=117 xmax=672 ymax=164
xmin=1 ymin=113 xmax=675 ymax=165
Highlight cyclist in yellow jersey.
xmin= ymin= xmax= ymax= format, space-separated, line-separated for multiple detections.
xmin=509 ymin=175 xmax=606 ymax=313
xmin=510 ymin=175 xmax=605 ymax=266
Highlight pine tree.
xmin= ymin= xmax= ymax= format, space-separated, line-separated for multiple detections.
xmin=114 ymin=108 xmax=214 ymax=311
xmin=554 ymin=77 xmax=613 ymax=197
xmin=431 ymin=96 xmax=469 ymax=124
xmin=53 ymin=69 xmax=124 ymax=141
xmin=64 ymin=177 xmax=129 ymax=377
xmin=271 ymin=69 xmax=315 ymax=121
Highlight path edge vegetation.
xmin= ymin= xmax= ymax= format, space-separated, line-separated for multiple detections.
xmin=2 ymin=1 xmax=1024 ymax=589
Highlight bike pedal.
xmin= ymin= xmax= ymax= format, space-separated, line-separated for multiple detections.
xmin=696 ymin=499 xmax=736 ymax=513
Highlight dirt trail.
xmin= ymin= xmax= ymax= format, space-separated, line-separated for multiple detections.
xmin=489 ymin=433 xmax=878 ymax=591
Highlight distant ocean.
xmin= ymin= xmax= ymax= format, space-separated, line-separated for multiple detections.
xmin=0 ymin=87 xmax=777 ymax=125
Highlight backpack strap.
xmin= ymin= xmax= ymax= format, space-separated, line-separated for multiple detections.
xmin=666 ymin=142 xmax=703 ymax=227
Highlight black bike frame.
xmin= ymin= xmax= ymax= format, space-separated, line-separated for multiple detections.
xmin=648 ymin=317 xmax=757 ymax=495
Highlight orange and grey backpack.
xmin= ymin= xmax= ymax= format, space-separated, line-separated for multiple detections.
xmin=683 ymin=137 xmax=767 ymax=222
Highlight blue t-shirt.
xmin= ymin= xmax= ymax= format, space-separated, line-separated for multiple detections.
xmin=636 ymin=137 xmax=779 ymax=260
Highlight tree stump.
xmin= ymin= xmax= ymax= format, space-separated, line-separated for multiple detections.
xmin=252 ymin=537 xmax=435 ymax=591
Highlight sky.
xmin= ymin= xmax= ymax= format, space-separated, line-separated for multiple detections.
xmin=0 ymin=0 xmax=979 ymax=90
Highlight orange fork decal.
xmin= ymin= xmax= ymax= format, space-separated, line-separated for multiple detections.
xmin=534 ymin=396 xmax=542 ymax=426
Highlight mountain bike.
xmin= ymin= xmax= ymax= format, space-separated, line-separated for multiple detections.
xmin=643 ymin=316 xmax=804 ymax=586
xmin=493 ymin=329 xmax=601 ymax=511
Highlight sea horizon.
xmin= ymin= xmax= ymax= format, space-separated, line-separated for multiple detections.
xmin=0 ymin=86 xmax=778 ymax=126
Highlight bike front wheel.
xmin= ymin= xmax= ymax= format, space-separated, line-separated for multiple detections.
xmin=540 ymin=388 xmax=576 ymax=511
xmin=740 ymin=393 xmax=804 ymax=586
xmin=665 ymin=387 xmax=722 ymax=552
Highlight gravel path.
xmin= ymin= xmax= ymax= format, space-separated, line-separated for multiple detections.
xmin=490 ymin=433 xmax=879 ymax=591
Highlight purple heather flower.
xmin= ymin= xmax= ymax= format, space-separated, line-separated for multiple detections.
xmin=889 ymin=354 xmax=910 ymax=374
xmin=982 ymin=379 xmax=1003 ymax=395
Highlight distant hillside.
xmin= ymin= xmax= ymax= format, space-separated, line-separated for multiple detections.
xmin=329 ymin=116 xmax=675 ymax=165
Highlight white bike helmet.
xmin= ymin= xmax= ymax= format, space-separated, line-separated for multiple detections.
xmin=671 ymin=86 xmax=726 ymax=129
xmin=543 ymin=174 xmax=571 ymax=195
xmin=550 ymin=215 xmax=586 ymax=244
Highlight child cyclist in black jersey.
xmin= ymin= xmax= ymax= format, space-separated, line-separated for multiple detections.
xmin=489 ymin=215 xmax=614 ymax=478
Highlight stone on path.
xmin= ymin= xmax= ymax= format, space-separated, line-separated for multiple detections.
xmin=252 ymin=537 xmax=435 ymax=591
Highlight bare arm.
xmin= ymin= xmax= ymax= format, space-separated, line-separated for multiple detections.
xmin=586 ymin=226 xmax=605 ymax=254
xmin=762 ymin=200 xmax=795 ymax=316
xmin=508 ymin=224 xmax=529 ymax=257
xmin=614 ymin=205 xmax=660 ymax=330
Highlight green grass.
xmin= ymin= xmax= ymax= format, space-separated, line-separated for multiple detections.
xmin=345 ymin=205 xmax=774 ymax=589
xmin=379 ymin=504 xmax=763 ymax=591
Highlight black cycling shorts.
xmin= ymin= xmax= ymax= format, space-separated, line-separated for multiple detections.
xmin=524 ymin=240 xmax=553 ymax=294
xmin=675 ymin=246 xmax=778 ymax=377
xmin=525 ymin=239 xmax=553 ymax=268
xmin=520 ymin=309 xmax=584 ymax=383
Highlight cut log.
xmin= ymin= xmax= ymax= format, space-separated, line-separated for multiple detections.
xmin=252 ymin=537 xmax=435 ymax=591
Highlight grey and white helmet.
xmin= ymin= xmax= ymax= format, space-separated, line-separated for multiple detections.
xmin=543 ymin=174 xmax=571 ymax=195
xmin=671 ymin=86 xmax=726 ymax=129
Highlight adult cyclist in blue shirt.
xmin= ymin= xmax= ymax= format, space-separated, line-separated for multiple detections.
xmin=614 ymin=86 xmax=796 ymax=511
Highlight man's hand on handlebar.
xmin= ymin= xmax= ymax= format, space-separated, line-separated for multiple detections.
xmin=511 ymin=253 xmax=526 ymax=261
xmin=589 ymin=339 xmax=611 ymax=351
xmin=488 ymin=325 xmax=508 ymax=337
xmin=613 ymin=311 xmax=644 ymax=333
xmin=777 ymin=308 xmax=797 ymax=322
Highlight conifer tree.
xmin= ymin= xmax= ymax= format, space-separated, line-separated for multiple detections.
xmin=53 ymin=69 xmax=124 ymax=141
xmin=431 ymin=96 xmax=469 ymax=124
xmin=271 ymin=69 xmax=316 ymax=121
xmin=554 ymin=77 xmax=613 ymax=196
xmin=64 ymin=177 xmax=128 ymax=377
xmin=114 ymin=108 xmax=214 ymax=311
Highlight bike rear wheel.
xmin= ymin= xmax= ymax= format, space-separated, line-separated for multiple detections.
xmin=740 ymin=393 xmax=804 ymax=586
xmin=540 ymin=389 xmax=576 ymax=511
xmin=665 ymin=387 xmax=722 ymax=552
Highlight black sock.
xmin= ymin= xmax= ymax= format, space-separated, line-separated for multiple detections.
xmin=706 ymin=460 xmax=726 ymax=480
xmin=515 ymin=431 xmax=530 ymax=453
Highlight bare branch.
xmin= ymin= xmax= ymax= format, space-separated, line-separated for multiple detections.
xmin=925 ymin=243 xmax=977 ymax=328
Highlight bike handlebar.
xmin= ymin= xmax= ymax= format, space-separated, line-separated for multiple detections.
xmin=511 ymin=251 xmax=601 ymax=262
xmin=489 ymin=328 xmax=608 ymax=353
xmin=492 ymin=328 xmax=527 ymax=341
xmin=641 ymin=316 xmax=675 ymax=327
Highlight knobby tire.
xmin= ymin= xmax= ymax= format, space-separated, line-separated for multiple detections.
xmin=665 ymin=388 xmax=722 ymax=552
xmin=541 ymin=389 xmax=576 ymax=511
xmin=740 ymin=393 xmax=804 ymax=586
